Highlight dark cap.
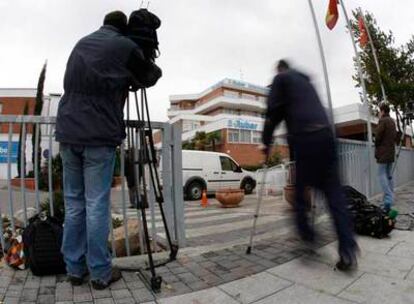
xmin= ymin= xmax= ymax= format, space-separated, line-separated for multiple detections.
xmin=104 ymin=11 xmax=127 ymax=33
xmin=277 ymin=59 xmax=290 ymax=71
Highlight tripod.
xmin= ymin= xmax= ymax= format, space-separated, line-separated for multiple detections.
xmin=125 ymin=88 xmax=179 ymax=292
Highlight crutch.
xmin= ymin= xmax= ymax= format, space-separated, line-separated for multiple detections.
xmin=246 ymin=153 xmax=270 ymax=254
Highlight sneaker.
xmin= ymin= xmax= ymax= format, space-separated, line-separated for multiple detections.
xmin=91 ymin=268 xmax=122 ymax=290
xmin=68 ymin=272 xmax=89 ymax=286
xmin=335 ymin=256 xmax=357 ymax=272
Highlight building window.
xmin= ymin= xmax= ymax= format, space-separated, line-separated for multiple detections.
xmin=240 ymin=130 xmax=251 ymax=143
xmin=241 ymin=93 xmax=256 ymax=100
xmin=224 ymin=90 xmax=239 ymax=98
xmin=228 ymin=129 xmax=239 ymax=143
xmin=252 ymin=131 xmax=262 ymax=144
xmin=0 ymin=102 xmax=3 ymax=114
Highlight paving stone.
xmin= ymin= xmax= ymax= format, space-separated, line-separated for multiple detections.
xmin=91 ymin=287 xmax=112 ymax=299
xmin=339 ymin=273 xmax=414 ymax=304
xmin=125 ymin=280 xmax=145 ymax=290
xmin=111 ymin=289 xmax=132 ymax=300
xmin=21 ymin=288 xmax=38 ymax=302
xmin=56 ymin=282 xmax=73 ymax=302
xmin=24 ymin=277 xmax=41 ymax=289
xmin=2 ymin=297 xmax=19 ymax=304
xmin=131 ymin=288 xmax=154 ymax=303
xmin=37 ymin=294 xmax=55 ymax=304
xmin=114 ymin=298 xmax=136 ymax=304
xmin=109 ymin=279 xmax=127 ymax=290
xmin=121 ymin=272 xmax=139 ymax=282
xmin=73 ymin=292 xmax=93 ymax=303
xmin=267 ymin=258 xmax=362 ymax=295
xmin=95 ymin=298 xmax=115 ymax=304
xmin=247 ymin=264 xmax=267 ymax=274
xmin=255 ymin=284 xmax=351 ymax=304
xmin=161 ymin=274 xmax=180 ymax=284
xmin=5 ymin=288 xmax=22 ymax=298
xmin=187 ymin=280 xmax=209 ymax=291
xmin=158 ymin=287 xmax=238 ymax=304
xmin=255 ymin=259 xmax=279 ymax=268
xmin=19 ymin=302 xmax=36 ymax=304
xmin=198 ymin=261 xmax=216 ymax=269
xmin=13 ymin=270 xmax=28 ymax=279
xmin=176 ymin=272 xmax=199 ymax=285
xmin=38 ymin=287 xmax=55 ymax=296
xmin=7 ymin=284 xmax=23 ymax=292
xmin=40 ymin=276 xmax=56 ymax=287
xmin=0 ymin=277 xmax=11 ymax=288
xmin=169 ymin=267 xmax=188 ymax=275
xmin=201 ymin=252 xmax=219 ymax=258
xmin=219 ymin=271 xmax=292 ymax=304
xmin=200 ymin=274 xmax=224 ymax=286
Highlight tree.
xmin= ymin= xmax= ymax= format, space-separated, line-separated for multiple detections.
xmin=32 ymin=61 xmax=47 ymax=171
xmin=350 ymin=10 xmax=414 ymax=133
xmin=206 ymin=131 xmax=221 ymax=151
xmin=182 ymin=131 xmax=221 ymax=151
xmin=267 ymin=148 xmax=282 ymax=167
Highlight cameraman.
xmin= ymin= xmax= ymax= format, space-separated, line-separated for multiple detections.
xmin=56 ymin=11 xmax=161 ymax=290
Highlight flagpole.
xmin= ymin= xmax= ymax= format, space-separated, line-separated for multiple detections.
xmin=307 ymin=0 xmax=335 ymax=131
xmin=338 ymin=0 xmax=373 ymax=197
xmin=359 ymin=8 xmax=387 ymax=103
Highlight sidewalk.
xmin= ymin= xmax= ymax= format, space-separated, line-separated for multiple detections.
xmin=0 ymin=183 xmax=413 ymax=303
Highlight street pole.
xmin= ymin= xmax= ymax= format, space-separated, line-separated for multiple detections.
xmin=307 ymin=0 xmax=335 ymax=132
xmin=338 ymin=0 xmax=373 ymax=197
xmin=359 ymin=8 xmax=387 ymax=104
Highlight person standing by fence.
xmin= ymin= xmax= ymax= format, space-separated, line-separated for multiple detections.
xmin=55 ymin=11 xmax=161 ymax=289
xmin=375 ymin=103 xmax=397 ymax=213
xmin=262 ymin=59 xmax=358 ymax=271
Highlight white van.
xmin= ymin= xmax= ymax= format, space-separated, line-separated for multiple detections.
xmin=182 ymin=150 xmax=256 ymax=200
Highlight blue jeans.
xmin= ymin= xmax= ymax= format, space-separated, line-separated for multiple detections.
xmin=60 ymin=143 xmax=115 ymax=283
xmin=378 ymin=163 xmax=394 ymax=210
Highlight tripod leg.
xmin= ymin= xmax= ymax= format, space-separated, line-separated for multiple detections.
xmin=131 ymin=119 xmax=162 ymax=292
xmin=140 ymin=89 xmax=179 ymax=261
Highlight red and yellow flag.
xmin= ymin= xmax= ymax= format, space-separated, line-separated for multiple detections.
xmin=326 ymin=0 xmax=339 ymax=30
xmin=358 ymin=15 xmax=369 ymax=47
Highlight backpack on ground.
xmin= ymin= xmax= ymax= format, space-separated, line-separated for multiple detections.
xmin=22 ymin=213 xmax=66 ymax=276
xmin=343 ymin=186 xmax=395 ymax=238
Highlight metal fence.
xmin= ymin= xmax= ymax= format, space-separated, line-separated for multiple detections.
xmin=337 ymin=138 xmax=414 ymax=197
xmin=256 ymin=139 xmax=414 ymax=203
xmin=255 ymin=164 xmax=287 ymax=196
xmin=0 ymin=115 xmax=185 ymax=258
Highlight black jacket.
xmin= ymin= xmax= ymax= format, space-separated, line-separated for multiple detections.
xmin=56 ymin=25 xmax=161 ymax=146
xmin=375 ymin=115 xmax=397 ymax=163
xmin=262 ymin=70 xmax=330 ymax=146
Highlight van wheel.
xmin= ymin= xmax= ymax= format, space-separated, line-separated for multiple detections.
xmin=187 ymin=181 xmax=203 ymax=201
xmin=242 ymin=179 xmax=254 ymax=195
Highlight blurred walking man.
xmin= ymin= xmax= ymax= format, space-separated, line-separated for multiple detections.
xmin=262 ymin=60 xmax=358 ymax=271
xmin=375 ymin=103 xmax=397 ymax=213
xmin=56 ymin=11 xmax=161 ymax=289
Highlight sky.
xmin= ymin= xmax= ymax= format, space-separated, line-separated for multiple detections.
xmin=0 ymin=0 xmax=413 ymax=122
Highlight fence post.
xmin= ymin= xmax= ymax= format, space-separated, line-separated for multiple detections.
xmin=7 ymin=122 xmax=15 ymax=232
xmin=171 ymin=124 xmax=185 ymax=247
xmin=162 ymin=124 xmax=174 ymax=240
